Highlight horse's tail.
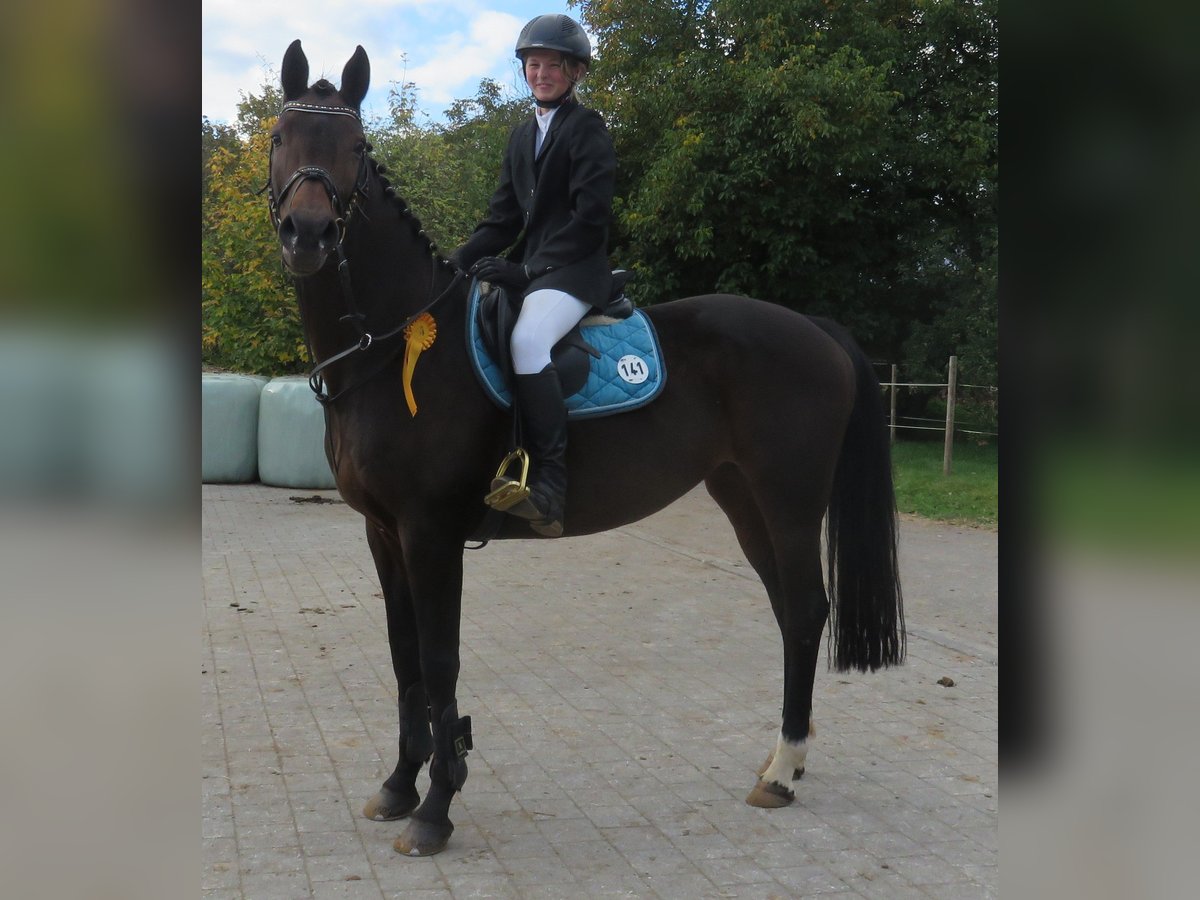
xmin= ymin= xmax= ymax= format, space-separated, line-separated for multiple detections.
xmin=810 ymin=316 xmax=906 ymax=672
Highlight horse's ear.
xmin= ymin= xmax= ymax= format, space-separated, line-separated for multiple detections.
xmin=281 ymin=39 xmax=309 ymax=100
xmin=340 ymin=46 xmax=370 ymax=111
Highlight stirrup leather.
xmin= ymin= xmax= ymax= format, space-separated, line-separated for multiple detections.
xmin=484 ymin=448 xmax=531 ymax=511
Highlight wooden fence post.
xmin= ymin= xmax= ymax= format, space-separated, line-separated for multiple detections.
xmin=889 ymin=363 xmax=898 ymax=445
xmin=943 ymin=355 xmax=958 ymax=476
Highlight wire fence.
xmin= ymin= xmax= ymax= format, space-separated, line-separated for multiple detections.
xmin=876 ymin=356 xmax=997 ymax=475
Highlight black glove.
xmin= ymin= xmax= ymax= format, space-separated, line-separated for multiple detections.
xmin=470 ymin=256 xmax=530 ymax=289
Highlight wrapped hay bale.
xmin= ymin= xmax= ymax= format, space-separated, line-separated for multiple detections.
xmin=257 ymin=376 xmax=336 ymax=489
xmin=202 ymin=374 xmax=269 ymax=483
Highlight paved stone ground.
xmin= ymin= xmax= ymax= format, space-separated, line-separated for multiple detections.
xmin=203 ymin=484 xmax=996 ymax=899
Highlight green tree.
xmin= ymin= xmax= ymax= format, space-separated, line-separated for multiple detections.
xmin=202 ymin=117 xmax=240 ymax=193
xmin=441 ymin=79 xmax=531 ymax=244
xmin=575 ymin=0 xmax=997 ymax=376
xmin=202 ymin=118 xmax=305 ymax=374
xmin=368 ymin=78 xmax=528 ymax=252
xmin=367 ymin=79 xmax=473 ymax=250
xmin=201 ymin=76 xmax=337 ymax=374
xmin=235 ymin=81 xmax=285 ymax=136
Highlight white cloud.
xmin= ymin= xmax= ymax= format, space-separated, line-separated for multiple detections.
xmin=399 ymin=12 xmax=525 ymax=109
xmin=203 ymin=2 xmax=578 ymax=123
xmin=201 ymin=61 xmax=274 ymax=125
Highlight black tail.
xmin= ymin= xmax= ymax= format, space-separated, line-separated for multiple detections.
xmin=810 ymin=317 xmax=905 ymax=672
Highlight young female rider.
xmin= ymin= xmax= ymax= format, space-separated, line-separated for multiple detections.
xmin=451 ymin=14 xmax=616 ymax=538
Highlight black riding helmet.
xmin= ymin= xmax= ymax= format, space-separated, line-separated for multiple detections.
xmin=516 ymin=14 xmax=591 ymax=108
xmin=516 ymin=14 xmax=591 ymax=65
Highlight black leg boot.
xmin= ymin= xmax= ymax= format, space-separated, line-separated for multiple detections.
xmin=507 ymin=365 xmax=569 ymax=537
xmin=364 ymin=682 xmax=433 ymax=820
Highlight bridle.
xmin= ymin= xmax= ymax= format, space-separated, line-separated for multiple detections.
xmin=262 ymin=100 xmax=463 ymax=406
xmin=263 ymin=101 xmax=369 ymax=239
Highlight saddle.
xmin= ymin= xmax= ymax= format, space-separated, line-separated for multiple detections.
xmin=476 ymin=270 xmax=635 ymax=397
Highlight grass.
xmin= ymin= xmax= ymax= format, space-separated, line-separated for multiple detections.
xmin=1040 ymin=442 xmax=1199 ymax=558
xmin=889 ymin=438 xmax=997 ymax=527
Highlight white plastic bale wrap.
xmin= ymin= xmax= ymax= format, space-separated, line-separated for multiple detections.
xmin=257 ymin=376 xmax=337 ymax=489
xmin=201 ymin=374 xmax=269 ymax=483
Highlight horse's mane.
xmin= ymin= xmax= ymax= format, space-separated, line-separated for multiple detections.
xmin=364 ymin=149 xmax=448 ymax=265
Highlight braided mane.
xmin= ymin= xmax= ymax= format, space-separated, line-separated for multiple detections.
xmin=364 ymin=150 xmax=454 ymax=270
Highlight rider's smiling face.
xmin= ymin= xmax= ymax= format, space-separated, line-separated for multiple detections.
xmin=524 ymin=50 xmax=571 ymax=104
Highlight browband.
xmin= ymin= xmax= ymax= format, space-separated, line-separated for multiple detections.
xmin=281 ymin=101 xmax=361 ymax=121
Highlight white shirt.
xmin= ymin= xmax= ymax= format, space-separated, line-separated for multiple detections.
xmin=535 ymin=106 xmax=559 ymax=158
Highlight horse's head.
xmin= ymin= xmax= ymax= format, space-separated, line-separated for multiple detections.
xmin=267 ymin=40 xmax=371 ymax=276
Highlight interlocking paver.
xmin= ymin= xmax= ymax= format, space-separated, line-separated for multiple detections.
xmin=203 ymin=483 xmax=996 ymax=898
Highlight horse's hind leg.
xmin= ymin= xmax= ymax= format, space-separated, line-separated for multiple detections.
xmin=705 ymin=465 xmax=827 ymax=808
xmin=362 ymin=525 xmax=433 ymax=822
xmin=747 ymin=539 xmax=827 ymax=809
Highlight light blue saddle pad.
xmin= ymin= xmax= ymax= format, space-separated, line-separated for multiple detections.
xmin=466 ymin=280 xmax=667 ymax=419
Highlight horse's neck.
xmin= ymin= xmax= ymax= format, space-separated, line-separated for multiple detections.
xmin=295 ymin=181 xmax=465 ymax=394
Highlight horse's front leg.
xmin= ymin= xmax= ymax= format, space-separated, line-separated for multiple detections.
xmin=392 ymin=524 xmax=471 ymax=857
xmin=362 ymin=524 xmax=434 ymax=822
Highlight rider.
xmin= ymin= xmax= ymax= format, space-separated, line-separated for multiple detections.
xmin=451 ymin=13 xmax=616 ymax=538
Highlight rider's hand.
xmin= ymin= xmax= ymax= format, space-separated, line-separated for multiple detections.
xmin=470 ymin=257 xmax=530 ymax=289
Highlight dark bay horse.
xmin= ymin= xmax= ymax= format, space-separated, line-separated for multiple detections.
xmin=265 ymin=40 xmax=904 ymax=857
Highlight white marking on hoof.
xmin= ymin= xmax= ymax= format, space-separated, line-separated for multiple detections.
xmin=760 ymin=730 xmax=809 ymax=788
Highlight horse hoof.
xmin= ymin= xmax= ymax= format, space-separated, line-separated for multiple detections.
xmin=393 ymin=818 xmax=454 ymax=857
xmin=746 ymin=779 xmax=795 ymax=808
xmin=363 ymin=787 xmax=419 ymax=821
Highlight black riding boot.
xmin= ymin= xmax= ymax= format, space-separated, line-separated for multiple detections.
xmin=508 ymin=364 xmax=568 ymax=537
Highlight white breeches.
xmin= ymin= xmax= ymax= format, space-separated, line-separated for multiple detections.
xmin=511 ymin=288 xmax=592 ymax=375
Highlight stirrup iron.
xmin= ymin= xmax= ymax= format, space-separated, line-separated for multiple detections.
xmin=484 ymin=448 xmax=531 ymax=511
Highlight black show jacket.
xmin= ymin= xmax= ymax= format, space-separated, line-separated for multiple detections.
xmin=454 ymin=101 xmax=616 ymax=309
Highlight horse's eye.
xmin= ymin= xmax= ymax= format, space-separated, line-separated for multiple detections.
xmin=354 ymin=140 xmax=366 ymax=155
xmin=271 ymin=134 xmax=282 ymax=147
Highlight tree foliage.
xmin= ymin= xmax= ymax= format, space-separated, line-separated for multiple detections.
xmin=202 ymin=123 xmax=306 ymax=374
xmin=368 ymin=78 xmax=528 ymax=251
xmin=202 ymin=76 xmax=309 ymax=374
xmin=576 ymin=0 xmax=997 ymax=375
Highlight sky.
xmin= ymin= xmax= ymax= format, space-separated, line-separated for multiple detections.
xmin=203 ymin=0 xmax=585 ymax=126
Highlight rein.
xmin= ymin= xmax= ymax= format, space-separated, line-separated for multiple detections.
xmin=306 ymin=264 xmax=463 ymax=406
xmin=262 ymin=100 xmax=464 ymax=406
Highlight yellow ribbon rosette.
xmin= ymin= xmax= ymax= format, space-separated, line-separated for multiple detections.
xmin=401 ymin=313 xmax=437 ymax=416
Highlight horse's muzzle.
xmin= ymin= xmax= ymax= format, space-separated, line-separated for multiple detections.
xmin=278 ymin=210 xmax=342 ymax=276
